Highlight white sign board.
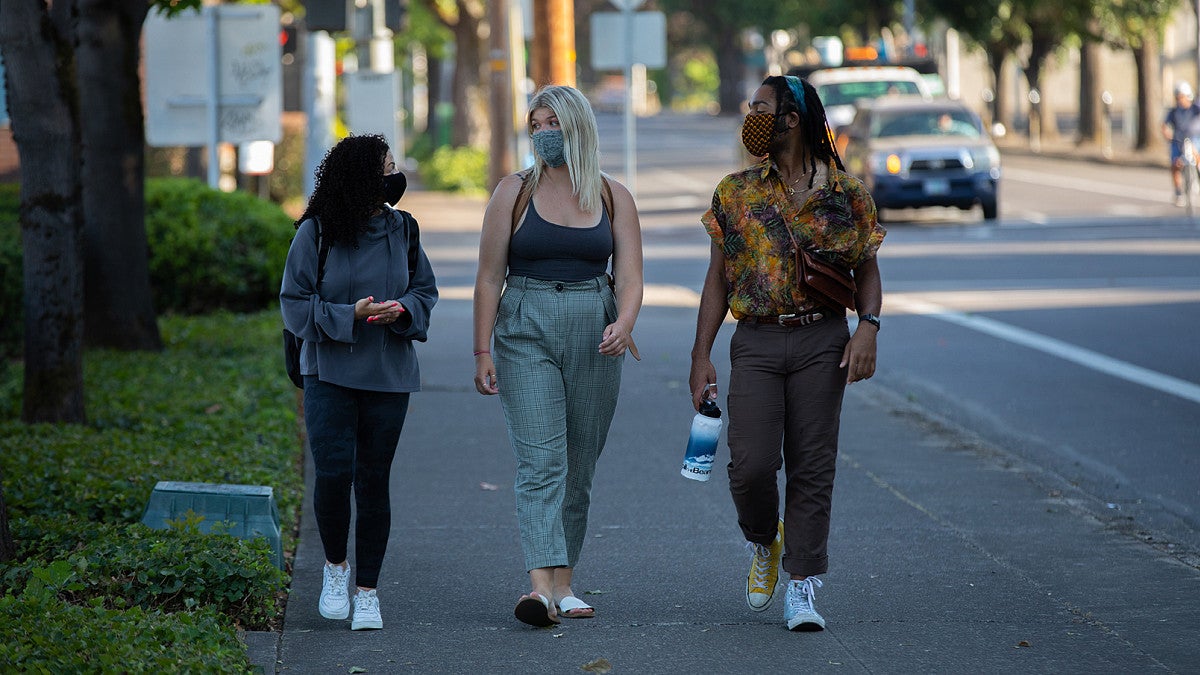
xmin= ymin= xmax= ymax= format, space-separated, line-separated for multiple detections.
xmin=590 ymin=11 xmax=666 ymax=70
xmin=145 ymin=5 xmax=282 ymax=146
xmin=344 ymin=71 xmax=402 ymax=157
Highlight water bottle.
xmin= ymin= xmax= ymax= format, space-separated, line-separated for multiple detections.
xmin=681 ymin=385 xmax=722 ymax=482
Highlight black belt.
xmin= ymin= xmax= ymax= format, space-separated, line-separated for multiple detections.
xmin=741 ymin=310 xmax=827 ymax=327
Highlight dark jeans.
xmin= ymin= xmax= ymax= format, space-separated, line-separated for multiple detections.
xmin=726 ymin=317 xmax=849 ymax=577
xmin=303 ymin=375 xmax=410 ymax=589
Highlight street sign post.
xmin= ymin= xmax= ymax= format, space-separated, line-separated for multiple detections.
xmin=145 ymin=5 xmax=282 ymax=188
xmin=344 ymin=70 xmax=403 ymax=160
xmin=590 ymin=8 xmax=665 ymax=198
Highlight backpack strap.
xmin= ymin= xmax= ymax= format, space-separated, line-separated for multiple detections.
xmin=314 ymin=218 xmax=330 ymax=285
xmin=510 ymin=171 xmax=615 ymax=232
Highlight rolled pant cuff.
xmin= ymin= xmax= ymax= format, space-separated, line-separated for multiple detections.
xmin=524 ymin=557 xmax=569 ymax=572
xmin=782 ymin=554 xmax=828 ymax=578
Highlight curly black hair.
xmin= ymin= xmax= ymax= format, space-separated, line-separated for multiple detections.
xmin=295 ymin=134 xmax=391 ymax=247
xmin=762 ymin=75 xmax=845 ymax=189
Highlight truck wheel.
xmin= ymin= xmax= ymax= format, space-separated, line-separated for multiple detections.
xmin=981 ymin=198 xmax=998 ymax=220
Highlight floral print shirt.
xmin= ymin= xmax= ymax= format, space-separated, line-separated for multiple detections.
xmin=702 ymin=159 xmax=885 ymax=319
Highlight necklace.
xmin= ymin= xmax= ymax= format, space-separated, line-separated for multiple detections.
xmin=781 ymin=164 xmax=825 ymax=197
xmin=779 ymin=167 xmax=812 ymax=195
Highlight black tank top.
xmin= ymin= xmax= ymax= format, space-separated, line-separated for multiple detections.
xmin=507 ymin=199 xmax=612 ymax=281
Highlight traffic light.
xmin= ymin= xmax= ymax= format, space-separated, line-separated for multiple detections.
xmin=281 ymin=25 xmax=298 ymax=62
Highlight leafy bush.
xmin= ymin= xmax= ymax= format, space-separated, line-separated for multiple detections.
xmin=145 ymin=177 xmax=295 ymax=314
xmin=0 ymin=565 xmax=253 ymax=672
xmin=0 ymin=180 xmax=296 ymax=358
xmin=2 ymin=525 xmax=285 ymax=629
xmin=418 ymin=145 xmax=488 ymax=194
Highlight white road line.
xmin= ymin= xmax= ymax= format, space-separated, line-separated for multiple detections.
xmin=880 ymin=239 xmax=1200 ymax=257
xmin=888 ymin=296 xmax=1200 ymax=405
xmin=1003 ymin=167 xmax=1176 ymax=204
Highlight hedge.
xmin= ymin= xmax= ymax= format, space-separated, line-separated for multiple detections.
xmin=0 ymin=179 xmax=297 ymax=358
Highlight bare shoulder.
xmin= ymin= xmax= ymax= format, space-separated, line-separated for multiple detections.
xmin=601 ymin=174 xmax=636 ymax=208
xmin=486 ymin=173 xmax=527 ymax=211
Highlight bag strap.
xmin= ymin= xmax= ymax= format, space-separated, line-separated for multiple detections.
xmin=314 ymin=218 xmax=330 ymax=285
xmin=511 ymin=171 xmax=615 ymax=232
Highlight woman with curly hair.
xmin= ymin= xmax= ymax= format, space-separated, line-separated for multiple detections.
xmin=281 ymin=134 xmax=438 ymax=631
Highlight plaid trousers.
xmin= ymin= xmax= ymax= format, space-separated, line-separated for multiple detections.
xmin=494 ymin=275 xmax=623 ymax=571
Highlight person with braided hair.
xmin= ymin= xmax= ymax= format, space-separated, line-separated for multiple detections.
xmin=281 ymin=134 xmax=438 ymax=631
xmin=689 ymin=75 xmax=885 ymax=631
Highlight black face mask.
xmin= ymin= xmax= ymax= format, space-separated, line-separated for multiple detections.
xmin=382 ymin=172 xmax=407 ymax=206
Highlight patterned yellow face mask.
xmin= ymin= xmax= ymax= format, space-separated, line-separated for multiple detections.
xmin=741 ymin=112 xmax=776 ymax=157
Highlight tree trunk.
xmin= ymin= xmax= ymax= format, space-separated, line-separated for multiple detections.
xmin=1077 ymin=23 xmax=1103 ymax=145
xmin=715 ymin=29 xmax=745 ymax=115
xmin=76 ymin=0 xmax=162 ymax=351
xmin=427 ymin=54 xmax=445 ymax=147
xmin=450 ymin=3 xmax=486 ymax=147
xmin=0 ymin=0 xmax=88 ymax=424
xmin=1133 ymin=37 xmax=1163 ymax=151
xmin=1025 ymin=28 xmax=1060 ymax=142
xmin=988 ymin=47 xmax=1011 ymax=133
xmin=0 ymin=476 xmax=13 ymax=563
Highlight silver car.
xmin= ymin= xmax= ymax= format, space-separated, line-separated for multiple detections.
xmin=840 ymin=96 xmax=1001 ymax=221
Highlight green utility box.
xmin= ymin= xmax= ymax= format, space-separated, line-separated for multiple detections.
xmin=141 ymin=481 xmax=284 ymax=569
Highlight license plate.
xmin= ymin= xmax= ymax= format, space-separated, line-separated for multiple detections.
xmin=924 ymin=178 xmax=950 ymax=195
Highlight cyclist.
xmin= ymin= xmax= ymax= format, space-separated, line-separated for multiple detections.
xmin=1162 ymin=81 xmax=1200 ymax=206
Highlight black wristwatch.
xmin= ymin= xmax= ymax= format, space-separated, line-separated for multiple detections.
xmin=858 ymin=313 xmax=881 ymax=331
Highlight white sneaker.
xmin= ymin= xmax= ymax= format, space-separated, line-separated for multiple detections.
xmin=1176 ymin=194 xmax=1187 ymax=207
xmin=319 ymin=563 xmax=351 ymax=620
xmin=784 ymin=577 xmax=826 ymax=631
xmin=351 ymin=589 xmax=383 ymax=630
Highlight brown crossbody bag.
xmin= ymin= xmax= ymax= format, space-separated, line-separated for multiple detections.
xmin=784 ymin=227 xmax=858 ymax=313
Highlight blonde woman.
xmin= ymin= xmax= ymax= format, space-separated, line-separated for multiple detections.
xmin=473 ymin=84 xmax=643 ymax=626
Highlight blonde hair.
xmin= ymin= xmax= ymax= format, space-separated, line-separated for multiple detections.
xmin=526 ymin=85 xmax=604 ymax=214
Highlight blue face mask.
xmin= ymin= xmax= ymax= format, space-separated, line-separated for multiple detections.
xmin=532 ymin=129 xmax=566 ymax=168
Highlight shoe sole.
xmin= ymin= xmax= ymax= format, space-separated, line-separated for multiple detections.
xmin=320 ymin=605 xmax=350 ymax=620
xmin=351 ymin=619 xmax=383 ymax=630
xmin=514 ymin=595 xmax=560 ymax=627
xmin=787 ymin=618 xmax=826 ymax=631
xmin=747 ymin=587 xmax=777 ymax=612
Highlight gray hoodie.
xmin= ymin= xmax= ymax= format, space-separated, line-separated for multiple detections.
xmin=280 ymin=207 xmax=438 ymax=392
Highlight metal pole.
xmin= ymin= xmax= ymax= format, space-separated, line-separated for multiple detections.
xmin=623 ymin=6 xmax=636 ymax=198
xmin=206 ymin=6 xmax=220 ymax=189
xmin=904 ymin=0 xmax=915 ymax=57
xmin=303 ymin=31 xmax=337 ymax=198
xmin=1195 ymin=0 xmax=1200 ymax=88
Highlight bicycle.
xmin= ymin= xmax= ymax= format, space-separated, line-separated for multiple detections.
xmin=1180 ymin=137 xmax=1200 ymax=219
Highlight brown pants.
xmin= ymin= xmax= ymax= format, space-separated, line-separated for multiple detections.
xmin=726 ymin=317 xmax=849 ymax=577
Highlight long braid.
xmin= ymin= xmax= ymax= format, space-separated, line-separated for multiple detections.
xmin=764 ymin=76 xmax=845 ymax=189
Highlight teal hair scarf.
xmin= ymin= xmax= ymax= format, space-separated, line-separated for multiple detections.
xmin=784 ymin=75 xmax=807 ymax=119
